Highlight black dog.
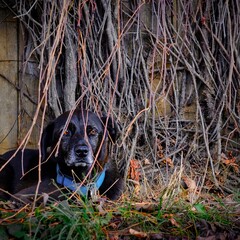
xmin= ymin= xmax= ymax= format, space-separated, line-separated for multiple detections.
xmin=0 ymin=109 xmax=123 ymax=201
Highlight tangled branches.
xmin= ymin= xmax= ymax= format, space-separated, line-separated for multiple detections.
xmin=4 ymin=0 xmax=240 ymax=195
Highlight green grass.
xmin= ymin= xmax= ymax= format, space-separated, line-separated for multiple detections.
xmin=0 ymin=191 xmax=239 ymax=239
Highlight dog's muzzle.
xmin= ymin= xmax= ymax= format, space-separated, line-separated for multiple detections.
xmin=74 ymin=144 xmax=89 ymax=158
xmin=65 ymin=144 xmax=93 ymax=167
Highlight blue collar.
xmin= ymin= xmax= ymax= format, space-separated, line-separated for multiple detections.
xmin=56 ymin=164 xmax=106 ymax=197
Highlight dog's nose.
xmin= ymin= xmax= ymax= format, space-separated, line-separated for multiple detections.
xmin=74 ymin=145 xmax=89 ymax=158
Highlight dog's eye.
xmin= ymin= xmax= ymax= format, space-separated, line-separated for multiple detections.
xmin=63 ymin=129 xmax=71 ymax=136
xmin=88 ymin=128 xmax=97 ymax=136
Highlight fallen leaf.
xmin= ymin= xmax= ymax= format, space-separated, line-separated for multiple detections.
xmin=182 ymin=176 xmax=197 ymax=192
xmin=221 ymin=152 xmax=239 ymax=172
xmin=163 ymin=214 xmax=180 ymax=227
xmin=143 ymin=158 xmax=151 ymax=166
xmin=129 ymin=228 xmax=147 ymax=238
xmin=163 ymin=157 xmax=174 ymax=168
xmin=128 ymin=159 xmax=141 ymax=182
xmin=132 ymin=202 xmax=158 ymax=212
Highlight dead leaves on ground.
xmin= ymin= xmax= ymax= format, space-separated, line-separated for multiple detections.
xmin=128 ymin=159 xmax=141 ymax=195
xmin=128 ymin=228 xmax=171 ymax=239
xmin=128 ymin=159 xmax=141 ymax=182
xmin=108 ymin=228 xmax=166 ymax=240
xmin=221 ymin=152 xmax=239 ymax=173
xmin=129 ymin=228 xmax=148 ymax=238
xmin=181 ymin=176 xmax=197 ymax=192
xmin=106 ymin=196 xmax=240 ymax=239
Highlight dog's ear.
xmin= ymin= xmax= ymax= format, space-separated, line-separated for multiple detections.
xmin=101 ymin=116 xmax=120 ymax=143
xmin=40 ymin=122 xmax=55 ymax=160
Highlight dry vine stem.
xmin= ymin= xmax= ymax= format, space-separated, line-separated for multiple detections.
xmin=1 ymin=0 xmax=240 ymax=199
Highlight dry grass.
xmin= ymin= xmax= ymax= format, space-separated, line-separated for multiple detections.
xmin=0 ymin=187 xmax=239 ymax=239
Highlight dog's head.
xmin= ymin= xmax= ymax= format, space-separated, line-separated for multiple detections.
xmin=41 ymin=110 xmax=119 ymax=176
